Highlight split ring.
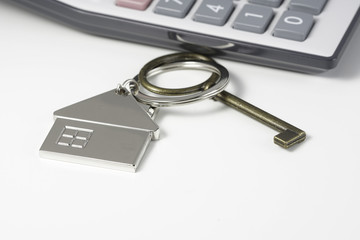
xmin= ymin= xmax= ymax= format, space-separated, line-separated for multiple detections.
xmin=133 ymin=53 xmax=229 ymax=107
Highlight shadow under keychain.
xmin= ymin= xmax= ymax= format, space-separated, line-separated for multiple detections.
xmin=40 ymin=53 xmax=306 ymax=172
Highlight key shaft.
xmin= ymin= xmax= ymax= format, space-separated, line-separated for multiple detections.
xmin=214 ymin=91 xmax=306 ymax=148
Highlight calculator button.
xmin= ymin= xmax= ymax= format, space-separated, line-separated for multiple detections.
xmin=248 ymin=0 xmax=284 ymax=8
xmin=154 ymin=0 xmax=195 ymax=18
xmin=273 ymin=11 xmax=314 ymax=41
xmin=233 ymin=4 xmax=273 ymax=34
xmin=193 ymin=0 xmax=234 ymax=26
xmin=289 ymin=0 xmax=328 ymax=15
xmin=115 ymin=0 xmax=152 ymax=11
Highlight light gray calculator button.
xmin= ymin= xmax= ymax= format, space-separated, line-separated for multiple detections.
xmin=273 ymin=11 xmax=314 ymax=41
xmin=193 ymin=0 xmax=234 ymax=26
xmin=289 ymin=0 xmax=328 ymax=15
xmin=233 ymin=4 xmax=274 ymax=33
xmin=154 ymin=0 xmax=195 ymax=18
xmin=248 ymin=0 xmax=284 ymax=8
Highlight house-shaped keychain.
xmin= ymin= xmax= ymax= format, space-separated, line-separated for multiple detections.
xmin=40 ymin=89 xmax=160 ymax=172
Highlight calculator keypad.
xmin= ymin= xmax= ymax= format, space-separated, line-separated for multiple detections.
xmin=193 ymin=0 xmax=234 ymax=26
xmin=273 ymin=11 xmax=314 ymax=41
xmin=154 ymin=0 xmax=195 ymax=18
xmin=115 ymin=0 xmax=152 ymax=11
xmin=233 ymin=4 xmax=274 ymax=34
xmin=248 ymin=0 xmax=284 ymax=8
xmin=115 ymin=0 xmax=330 ymax=42
xmin=289 ymin=0 xmax=328 ymax=15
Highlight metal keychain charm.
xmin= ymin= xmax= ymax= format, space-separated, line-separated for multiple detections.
xmin=40 ymin=52 xmax=306 ymax=172
xmin=40 ymin=53 xmax=229 ymax=172
xmin=39 ymin=90 xmax=160 ymax=172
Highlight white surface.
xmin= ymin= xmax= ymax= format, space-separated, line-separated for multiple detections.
xmin=57 ymin=0 xmax=360 ymax=56
xmin=1 ymin=1 xmax=360 ymax=239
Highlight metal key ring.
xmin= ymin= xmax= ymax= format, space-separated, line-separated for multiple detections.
xmin=138 ymin=52 xmax=218 ymax=96
xmin=133 ymin=54 xmax=229 ymax=107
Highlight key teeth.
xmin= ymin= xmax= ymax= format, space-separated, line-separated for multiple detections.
xmin=274 ymin=130 xmax=306 ymax=149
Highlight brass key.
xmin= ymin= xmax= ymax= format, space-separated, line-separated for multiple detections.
xmin=213 ymin=91 xmax=306 ymax=148
xmin=137 ymin=53 xmax=306 ymax=149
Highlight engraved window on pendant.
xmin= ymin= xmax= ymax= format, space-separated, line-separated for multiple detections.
xmin=56 ymin=126 xmax=93 ymax=149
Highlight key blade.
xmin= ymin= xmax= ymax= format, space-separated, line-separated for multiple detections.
xmin=274 ymin=129 xmax=306 ymax=149
xmin=214 ymin=91 xmax=306 ymax=149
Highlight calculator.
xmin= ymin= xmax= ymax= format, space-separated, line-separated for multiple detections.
xmin=11 ymin=0 xmax=360 ymax=73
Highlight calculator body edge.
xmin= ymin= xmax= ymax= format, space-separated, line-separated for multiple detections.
xmin=10 ymin=0 xmax=360 ymax=73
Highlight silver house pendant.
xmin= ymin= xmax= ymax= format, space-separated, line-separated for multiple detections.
xmin=40 ymin=89 xmax=160 ymax=172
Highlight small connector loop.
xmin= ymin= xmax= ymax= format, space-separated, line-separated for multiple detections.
xmin=116 ymin=79 xmax=139 ymax=96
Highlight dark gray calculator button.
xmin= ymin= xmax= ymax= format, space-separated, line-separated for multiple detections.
xmin=193 ymin=0 xmax=234 ymax=26
xmin=233 ymin=4 xmax=274 ymax=33
xmin=154 ymin=0 xmax=195 ymax=18
xmin=289 ymin=0 xmax=328 ymax=15
xmin=273 ymin=11 xmax=314 ymax=41
xmin=248 ymin=0 xmax=284 ymax=8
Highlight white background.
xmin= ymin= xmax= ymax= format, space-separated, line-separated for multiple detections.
xmin=1 ymin=1 xmax=360 ymax=239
